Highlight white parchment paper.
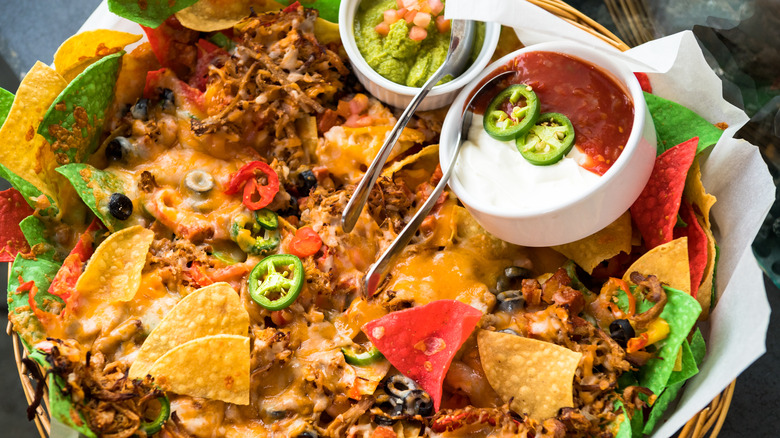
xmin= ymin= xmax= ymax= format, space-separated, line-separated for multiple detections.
xmin=446 ymin=1 xmax=775 ymax=436
xmin=63 ymin=1 xmax=775 ymax=437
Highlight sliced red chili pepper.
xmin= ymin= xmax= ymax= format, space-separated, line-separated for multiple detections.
xmin=288 ymin=227 xmax=323 ymax=258
xmin=225 ymin=162 xmax=280 ymax=210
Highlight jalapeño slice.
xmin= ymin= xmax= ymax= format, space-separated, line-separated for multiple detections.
xmin=516 ymin=112 xmax=576 ymax=165
xmin=248 ymin=254 xmax=304 ymax=311
xmin=483 ymin=84 xmax=540 ymax=141
xmin=341 ymin=344 xmax=384 ymax=366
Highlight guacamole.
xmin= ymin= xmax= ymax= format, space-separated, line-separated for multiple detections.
xmin=355 ymin=0 xmax=451 ymax=87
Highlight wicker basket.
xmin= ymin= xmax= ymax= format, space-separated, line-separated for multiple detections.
xmin=6 ymin=1 xmax=736 ymax=437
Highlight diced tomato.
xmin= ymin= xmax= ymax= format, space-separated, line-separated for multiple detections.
xmin=187 ymin=262 xmax=214 ymax=288
xmin=282 ymin=1 xmax=302 ymax=13
xmin=429 ymin=0 xmax=444 ymax=15
xmin=435 ymin=15 xmax=451 ymax=33
xmin=413 ymin=12 xmax=431 ymax=28
xmin=141 ymin=16 xmax=197 ymax=79
xmin=144 ymin=68 xmax=206 ymax=114
xmin=384 ymin=9 xmax=400 ymax=24
xmin=404 ymin=9 xmax=418 ymax=23
xmin=372 ymin=426 xmax=398 ymax=438
xmin=190 ymin=39 xmax=228 ymax=91
xmin=375 ymin=22 xmax=391 ymax=37
xmin=288 ymin=227 xmax=323 ymax=258
xmin=409 ymin=26 xmax=428 ymax=41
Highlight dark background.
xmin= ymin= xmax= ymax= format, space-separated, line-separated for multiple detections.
xmin=0 ymin=1 xmax=778 ymax=436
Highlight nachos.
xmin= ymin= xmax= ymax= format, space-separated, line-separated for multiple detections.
xmin=2 ymin=2 xmax=724 ymax=437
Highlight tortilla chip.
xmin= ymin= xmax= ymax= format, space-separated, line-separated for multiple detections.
xmin=56 ymin=163 xmax=126 ymax=231
xmin=19 ymin=215 xmax=56 ymax=261
xmin=478 ymin=330 xmax=582 ymax=421
xmin=0 ymin=87 xmax=13 ymax=127
xmin=382 ymin=144 xmax=440 ymax=178
xmin=39 ymin=52 xmax=123 ymax=165
xmin=75 ymin=226 xmax=154 ymax=302
xmin=347 ymin=359 xmax=392 ymax=399
xmin=176 ymin=0 xmax=284 ymax=32
xmin=639 ymin=287 xmax=701 ymax=394
xmin=644 ymin=92 xmax=724 ymax=155
xmin=363 ymin=300 xmax=482 ymax=411
xmin=315 ymin=17 xmax=341 ymax=44
xmin=129 ymin=282 xmax=249 ymax=379
xmin=695 ymin=213 xmax=717 ymax=318
xmin=630 ymin=137 xmax=698 ymax=250
xmin=673 ymin=199 xmax=708 ymax=298
xmin=54 ymin=30 xmax=141 ymax=81
xmin=7 ymin=255 xmax=62 ymax=347
xmin=146 ymin=334 xmax=250 ymax=405
xmin=0 ymin=188 xmax=34 ymax=261
xmin=623 ymin=237 xmax=691 ymax=294
xmin=552 ymin=212 xmax=632 ymax=274
xmin=491 ymin=25 xmax=524 ymax=62
xmin=683 ymin=158 xmax=716 ymax=229
xmin=0 ymin=62 xmax=67 ymax=216
xmin=108 ymin=0 xmax=200 ymax=28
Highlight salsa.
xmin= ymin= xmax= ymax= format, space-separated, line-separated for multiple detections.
xmin=473 ymin=51 xmax=634 ymax=175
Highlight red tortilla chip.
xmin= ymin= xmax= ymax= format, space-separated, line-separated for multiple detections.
xmin=630 ymin=137 xmax=698 ymax=250
xmin=0 ymin=188 xmax=34 ymax=261
xmin=362 ymin=300 xmax=482 ymax=412
xmin=674 ymin=199 xmax=708 ymax=298
xmin=634 ymin=72 xmax=652 ymax=93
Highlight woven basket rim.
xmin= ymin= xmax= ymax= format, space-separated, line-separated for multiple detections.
xmin=5 ymin=1 xmax=734 ymax=437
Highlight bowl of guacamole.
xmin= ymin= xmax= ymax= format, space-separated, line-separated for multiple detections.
xmin=339 ymin=0 xmax=500 ymax=110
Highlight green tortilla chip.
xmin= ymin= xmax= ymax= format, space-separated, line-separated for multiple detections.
xmin=0 ymin=87 xmax=13 ymax=127
xmin=667 ymin=339 xmax=697 ymax=387
xmin=108 ymin=0 xmax=200 ymax=28
xmin=643 ymin=328 xmax=706 ymax=434
xmin=56 ymin=163 xmax=125 ymax=232
xmin=38 ymin=52 xmax=123 ymax=165
xmin=614 ymin=400 xmax=644 ymax=438
xmin=19 ymin=216 xmax=56 ymax=261
xmin=639 ymin=287 xmax=701 ymax=394
xmin=283 ymin=0 xmax=340 ymax=22
xmin=7 ymin=254 xmax=62 ymax=347
xmin=644 ymin=92 xmax=724 ymax=156
xmin=0 ymin=163 xmax=58 ymax=217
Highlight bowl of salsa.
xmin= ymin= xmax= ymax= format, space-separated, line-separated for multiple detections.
xmin=440 ymin=41 xmax=657 ymax=247
xmin=339 ymin=0 xmax=500 ymax=110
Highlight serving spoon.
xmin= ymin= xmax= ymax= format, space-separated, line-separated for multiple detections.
xmin=363 ymin=70 xmax=515 ymax=295
xmin=341 ymin=19 xmax=477 ymax=233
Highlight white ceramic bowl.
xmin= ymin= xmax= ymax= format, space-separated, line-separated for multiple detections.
xmin=440 ymin=41 xmax=657 ymax=247
xmin=338 ymin=0 xmax=500 ymax=111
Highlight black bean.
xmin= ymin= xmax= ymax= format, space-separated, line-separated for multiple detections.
xmin=131 ymin=98 xmax=148 ymax=120
xmin=295 ymin=431 xmax=318 ymax=438
xmin=505 ymin=266 xmax=532 ymax=279
xmin=105 ymin=136 xmax=131 ymax=162
xmin=373 ymin=414 xmax=396 ymax=426
xmin=609 ymin=319 xmax=635 ymax=348
xmin=495 ymin=275 xmax=510 ymax=293
xmin=108 ymin=193 xmax=133 ymax=220
xmin=496 ymin=290 xmax=524 ymax=313
xmin=299 ymin=169 xmax=317 ymax=194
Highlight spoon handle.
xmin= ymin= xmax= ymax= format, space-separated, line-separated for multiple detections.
xmin=341 ymin=20 xmax=472 ymax=233
xmin=364 ymin=112 xmax=470 ymax=295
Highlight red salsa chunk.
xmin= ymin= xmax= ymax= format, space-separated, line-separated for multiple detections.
xmin=473 ymin=52 xmax=634 ymax=175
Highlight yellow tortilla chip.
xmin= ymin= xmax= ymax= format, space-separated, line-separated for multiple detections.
xmin=0 ymin=62 xmax=67 ymax=209
xmin=623 ymin=237 xmax=691 ymax=294
xmin=147 ymin=334 xmax=250 ymax=405
xmin=176 ymin=0 xmax=285 ymax=32
xmin=478 ymin=330 xmax=581 ymax=421
xmin=695 ymin=213 xmax=716 ymax=319
xmin=315 ymin=18 xmax=341 ymax=45
xmin=552 ymin=212 xmax=632 ymax=274
xmin=381 ymin=144 xmax=439 ymax=178
xmin=684 ymin=158 xmax=716 ymax=228
xmin=75 ymin=226 xmax=154 ymax=302
xmin=129 ymin=282 xmax=249 ymax=379
xmin=54 ymin=30 xmax=142 ymax=82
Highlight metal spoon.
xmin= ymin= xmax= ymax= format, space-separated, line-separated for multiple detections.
xmin=341 ymin=19 xmax=477 ymax=233
xmin=364 ymin=70 xmax=515 ymax=295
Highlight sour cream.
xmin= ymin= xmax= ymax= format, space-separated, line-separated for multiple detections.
xmin=453 ymin=115 xmax=601 ymax=211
